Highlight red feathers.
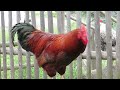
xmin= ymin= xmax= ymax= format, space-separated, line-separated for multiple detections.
xmin=26 ymin=27 xmax=88 ymax=77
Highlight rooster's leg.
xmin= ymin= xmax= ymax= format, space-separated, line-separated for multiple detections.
xmin=50 ymin=77 xmax=54 ymax=79
xmin=61 ymin=75 xmax=65 ymax=79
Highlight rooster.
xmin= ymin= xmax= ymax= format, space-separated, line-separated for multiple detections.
xmin=11 ymin=23 xmax=88 ymax=78
xmin=91 ymin=19 xmax=116 ymax=51
xmin=99 ymin=20 xmax=116 ymax=51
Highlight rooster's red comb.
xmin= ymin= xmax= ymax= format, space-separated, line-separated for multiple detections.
xmin=99 ymin=20 xmax=103 ymax=23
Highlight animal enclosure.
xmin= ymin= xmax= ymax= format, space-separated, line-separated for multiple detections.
xmin=0 ymin=11 xmax=120 ymax=79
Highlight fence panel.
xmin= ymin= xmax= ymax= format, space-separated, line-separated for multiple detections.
xmin=40 ymin=11 xmax=45 ymax=31
xmin=1 ymin=11 xmax=7 ymax=79
xmin=48 ymin=11 xmax=53 ymax=33
xmin=57 ymin=11 xmax=64 ymax=34
xmin=8 ymin=11 xmax=14 ymax=79
xmin=116 ymin=11 xmax=120 ymax=79
xmin=105 ymin=11 xmax=113 ymax=79
xmin=86 ymin=11 xmax=91 ymax=79
xmin=94 ymin=11 xmax=102 ymax=79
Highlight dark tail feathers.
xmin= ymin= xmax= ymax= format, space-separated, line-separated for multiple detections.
xmin=11 ymin=23 xmax=36 ymax=50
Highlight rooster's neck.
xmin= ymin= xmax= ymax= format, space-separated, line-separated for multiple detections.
xmin=66 ymin=29 xmax=79 ymax=38
xmin=64 ymin=29 xmax=84 ymax=50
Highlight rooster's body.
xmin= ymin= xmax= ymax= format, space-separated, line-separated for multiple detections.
xmin=11 ymin=23 xmax=88 ymax=77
